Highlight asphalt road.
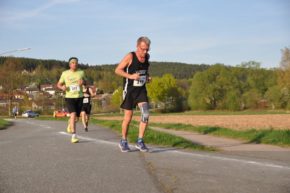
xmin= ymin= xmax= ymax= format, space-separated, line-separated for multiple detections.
xmin=0 ymin=119 xmax=289 ymax=193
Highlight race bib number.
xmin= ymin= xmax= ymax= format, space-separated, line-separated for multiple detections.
xmin=133 ymin=75 xmax=147 ymax=87
xmin=83 ymin=98 xmax=89 ymax=104
xmin=69 ymin=85 xmax=80 ymax=92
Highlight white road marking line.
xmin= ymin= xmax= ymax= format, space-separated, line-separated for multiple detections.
xmin=58 ymin=131 xmax=118 ymax=146
xmin=16 ymin=120 xmax=52 ymax=129
xmin=171 ymin=150 xmax=290 ymax=170
xmin=58 ymin=131 xmax=290 ymax=171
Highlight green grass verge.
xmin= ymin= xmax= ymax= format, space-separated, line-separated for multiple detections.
xmin=91 ymin=118 xmax=214 ymax=151
xmin=150 ymin=122 xmax=290 ymax=147
xmin=0 ymin=119 xmax=10 ymax=130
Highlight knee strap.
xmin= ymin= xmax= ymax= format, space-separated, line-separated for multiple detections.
xmin=140 ymin=103 xmax=149 ymax=123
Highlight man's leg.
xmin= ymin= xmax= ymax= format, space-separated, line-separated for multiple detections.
xmin=70 ymin=112 xmax=77 ymax=133
xmin=66 ymin=119 xmax=72 ymax=133
xmin=81 ymin=111 xmax=87 ymax=129
xmin=119 ymin=109 xmax=133 ymax=152
xmin=138 ymin=102 xmax=149 ymax=138
xmin=135 ymin=102 xmax=149 ymax=152
xmin=85 ymin=114 xmax=89 ymax=130
xmin=70 ymin=112 xmax=79 ymax=143
xmin=121 ymin=110 xmax=133 ymax=139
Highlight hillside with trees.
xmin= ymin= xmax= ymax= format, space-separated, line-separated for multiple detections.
xmin=0 ymin=47 xmax=289 ymax=114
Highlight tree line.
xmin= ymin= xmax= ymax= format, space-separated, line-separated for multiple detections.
xmin=0 ymin=47 xmax=289 ymax=113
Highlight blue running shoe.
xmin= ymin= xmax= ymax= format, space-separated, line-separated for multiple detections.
xmin=135 ymin=139 xmax=149 ymax=152
xmin=119 ymin=139 xmax=130 ymax=152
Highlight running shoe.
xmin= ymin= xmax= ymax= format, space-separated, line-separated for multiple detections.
xmin=85 ymin=127 xmax=88 ymax=132
xmin=119 ymin=139 xmax=130 ymax=152
xmin=71 ymin=136 xmax=79 ymax=143
xmin=135 ymin=139 xmax=149 ymax=152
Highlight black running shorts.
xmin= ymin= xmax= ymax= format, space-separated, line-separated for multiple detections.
xmin=65 ymin=98 xmax=83 ymax=117
xmin=81 ymin=104 xmax=92 ymax=115
xmin=121 ymin=88 xmax=148 ymax=110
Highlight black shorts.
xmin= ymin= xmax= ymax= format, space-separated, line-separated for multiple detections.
xmin=81 ymin=104 xmax=92 ymax=115
xmin=65 ymin=98 xmax=83 ymax=117
xmin=121 ymin=88 xmax=148 ymax=110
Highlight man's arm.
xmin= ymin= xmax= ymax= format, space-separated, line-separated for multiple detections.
xmin=89 ymin=87 xmax=96 ymax=97
xmin=57 ymin=81 xmax=66 ymax=92
xmin=115 ymin=53 xmax=140 ymax=80
xmin=57 ymin=73 xmax=66 ymax=92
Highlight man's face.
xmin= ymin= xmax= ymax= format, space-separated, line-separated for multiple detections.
xmin=69 ymin=59 xmax=78 ymax=71
xmin=137 ymin=42 xmax=150 ymax=58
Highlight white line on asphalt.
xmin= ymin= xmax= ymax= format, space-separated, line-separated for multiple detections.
xmin=20 ymin=120 xmax=52 ymax=129
xmin=58 ymin=131 xmax=118 ymax=146
xmin=58 ymin=132 xmax=290 ymax=171
xmin=171 ymin=150 xmax=290 ymax=170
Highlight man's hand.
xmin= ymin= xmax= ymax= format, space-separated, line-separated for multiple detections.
xmin=60 ymin=85 xmax=66 ymax=92
xmin=147 ymin=76 xmax=152 ymax=83
xmin=130 ymin=73 xmax=140 ymax=80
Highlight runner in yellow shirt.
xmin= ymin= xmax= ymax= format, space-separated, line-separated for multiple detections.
xmin=57 ymin=57 xmax=86 ymax=143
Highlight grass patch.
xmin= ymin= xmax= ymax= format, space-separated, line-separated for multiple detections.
xmin=150 ymin=122 xmax=290 ymax=147
xmin=0 ymin=119 xmax=11 ymax=130
xmin=91 ymin=118 xmax=214 ymax=151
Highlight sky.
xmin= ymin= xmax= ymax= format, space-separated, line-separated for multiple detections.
xmin=0 ymin=0 xmax=289 ymax=68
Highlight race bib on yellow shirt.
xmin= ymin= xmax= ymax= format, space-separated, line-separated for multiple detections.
xmin=69 ymin=85 xmax=80 ymax=92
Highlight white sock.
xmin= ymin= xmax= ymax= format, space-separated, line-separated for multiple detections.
xmin=72 ymin=134 xmax=76 ymax=138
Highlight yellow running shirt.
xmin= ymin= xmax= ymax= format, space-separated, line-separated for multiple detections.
xmin=58 ymin=69 xmax=86 ymax=98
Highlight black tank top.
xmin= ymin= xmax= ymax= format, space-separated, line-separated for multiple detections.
xmin=123 ymin=52 xmax=150 ymax=91
xmin=83 ymin=87 xmax=91 ymax=105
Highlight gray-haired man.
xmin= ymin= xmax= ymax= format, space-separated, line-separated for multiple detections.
xmin=115 ymin=37 xmax=152 ymax=152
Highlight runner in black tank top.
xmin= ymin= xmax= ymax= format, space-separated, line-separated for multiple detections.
xmin=81 ymin=84 xmax=95 ymax=132
xmin=115 ymin=36 xmax=152 ymax=152
xmin=121 ymin=52 xmax=150 ymax=110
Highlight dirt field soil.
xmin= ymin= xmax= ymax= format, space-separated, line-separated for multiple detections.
xmin=97 ymin=114 xmax=290 ymax=130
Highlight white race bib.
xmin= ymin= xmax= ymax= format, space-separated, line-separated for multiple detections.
xmin=133 ymin=75 xmax=147 ymax=87
xmin=83 ymin=98 xmax=89 ymax=104
xmin=69 ymin=85 xmax=80 ymax=92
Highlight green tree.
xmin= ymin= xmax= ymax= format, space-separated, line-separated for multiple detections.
xmin=111 ymin=87 xmax=123 ymax=108
xmin=0 ymin=58 xmax=25 ymax=115
xmin=242 ymin=89 xmax=262 ymax=109
xmin=147 ymin=74 xmax=183 ymax=112
xmin=265 ymin=86 xmax=283 ymax=109
xmin=277 ymin=47 xmax=290 ymax=108
xmin=188 ymin=64 xmax=241 ymax=110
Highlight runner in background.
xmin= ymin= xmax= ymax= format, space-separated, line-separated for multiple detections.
xmin=57 ymin=57 xmax=86 ymax=143
xmin=81 ymin=83 xmax=95 ymax=132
